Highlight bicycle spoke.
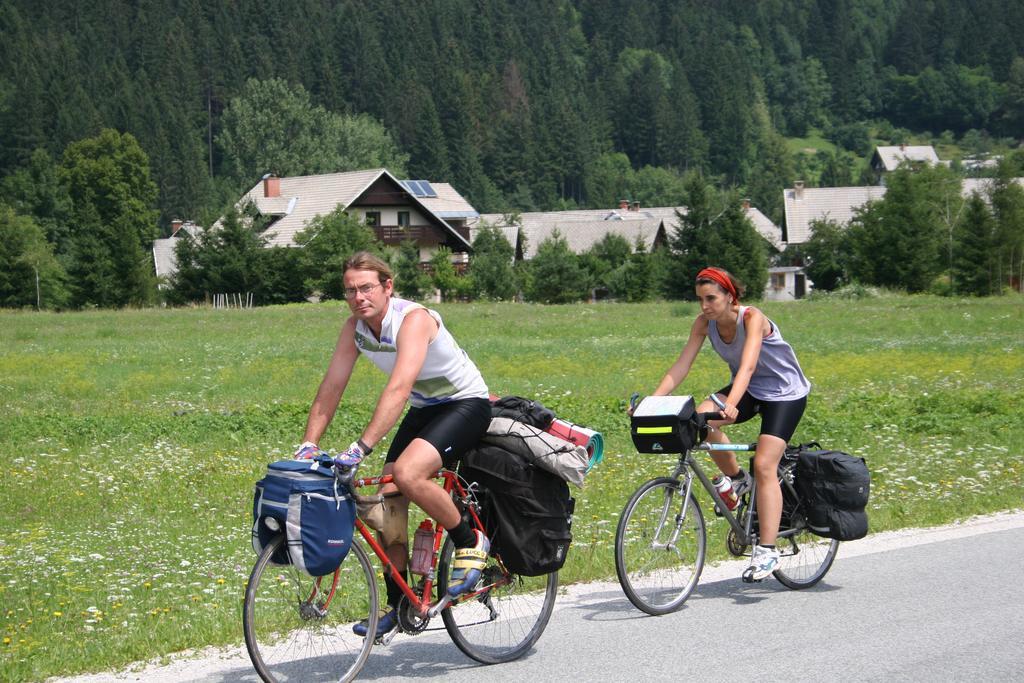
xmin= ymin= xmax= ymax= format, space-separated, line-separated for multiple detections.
xmin=615 ymin=478 xmax=706 ymax=615
xmin=244 ymin=537 xmax=378 ymax=683
xmin=439 ymin=538 xmax=558 ymax=664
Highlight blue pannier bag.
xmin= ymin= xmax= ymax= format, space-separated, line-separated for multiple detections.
xmin=251 ymin=458 xmax=356 ymax=576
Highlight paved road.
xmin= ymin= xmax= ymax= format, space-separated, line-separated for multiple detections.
xmin=56 ymin=512 xmax=1024 ymax=682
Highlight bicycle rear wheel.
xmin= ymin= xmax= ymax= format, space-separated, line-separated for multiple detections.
xmin=243 ymin=535 xmax=378 ymax=683
xmin=772 ymin=526 xmax=839 ymax=589
xmin=439 ymin=536 xmax=558 ymax=664
xmin=615 ymin=477 xmax=706 ymax=615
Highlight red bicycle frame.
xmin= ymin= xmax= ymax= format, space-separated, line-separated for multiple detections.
xmin=349 ymin=469 xmax=491 ymax=617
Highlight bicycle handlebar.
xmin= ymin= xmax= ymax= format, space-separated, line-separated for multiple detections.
xmin=694 ymin=411 xmax=726 ymax=428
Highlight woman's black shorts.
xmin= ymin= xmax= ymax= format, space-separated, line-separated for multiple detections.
xmin=715 ymin=385 xmax=807 ymax=443
xmin=385 ymin=397 xmax=491 ymax=468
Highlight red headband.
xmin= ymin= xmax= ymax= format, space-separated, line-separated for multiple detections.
xmin=696 ymin=267 xmax=738 ymax=301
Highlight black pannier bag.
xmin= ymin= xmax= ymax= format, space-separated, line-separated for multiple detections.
xmin=630 ymin=395 xmax=697 ymax=454
xmin=459 ymin=442 xmax=574 ymax=576
xmin=793 ymin=445 xmax=871 ymax=541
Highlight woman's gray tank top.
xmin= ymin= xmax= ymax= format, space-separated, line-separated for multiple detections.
xmin=707 ymin=306 xmax=810 ymax=401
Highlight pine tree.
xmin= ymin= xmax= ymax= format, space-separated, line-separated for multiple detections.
xmin=989 ymin=161 xmax=1024 ymax=293
xmin=470 ymin=225 xmax=516 ymax=300
xmin=430 ymin=246 xmax=459 ymax=302
xmin=846 ymin=165 xmax=953 ymax=292
xmin=293 ymin=207 xmax=381 ymax=301
xmin=395 ymin=239 xmax=430 ymax=300
xmin=952 ymin=193 xmax=995 ymax=296
xmin=666 ymin=175 xmax=766 ymax=299
xmin=526 ymin=230 xmax=590 ymax=303
xmin=60 ymin=129 xmax=159 ymax=306
xmin=0 ymin=204 xmax=68 ymax=309
xmin=803 ymin=218 xmax=848 ymax=291
xmin=609 ymin=236 xmax=654 ymax=302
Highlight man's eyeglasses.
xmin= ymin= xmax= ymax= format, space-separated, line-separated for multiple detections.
xmin=343 ymin=282 xmax=382 ymax=299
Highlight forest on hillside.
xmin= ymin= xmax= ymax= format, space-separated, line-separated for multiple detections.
xmin=2 ymin=0 xmax=1022 ymax=226
xmin=1 ymin=0 xmax=1023 ymax=308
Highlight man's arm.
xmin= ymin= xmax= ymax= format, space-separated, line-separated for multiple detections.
xmin=359 ymin=309 xmax=435 ymax=449
xmin=301 ymin=317 xmax=360 ymax=445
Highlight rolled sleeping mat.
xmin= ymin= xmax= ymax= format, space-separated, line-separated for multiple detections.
xmin=545 ymin=419 xmax=604 ymax=472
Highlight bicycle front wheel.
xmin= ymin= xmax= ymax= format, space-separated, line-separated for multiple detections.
xmin=243 ymin=535 xmax=378 ymax=683
xmin=773 ymin=526 xmax=839 ymax=589
xmin=615 ymin=477 xmax=706 ymax=615
xmin=439 ymin=536 xmax=558 ymax=664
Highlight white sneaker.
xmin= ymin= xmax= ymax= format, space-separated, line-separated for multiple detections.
xmin=744 ymin=544 xmax=780 ymax=582
xmin=732 ymin=469 xmax=752 ymax=498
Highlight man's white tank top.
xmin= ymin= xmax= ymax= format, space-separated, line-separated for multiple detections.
xmin=354 ymin=297 xmax=489 ymax=408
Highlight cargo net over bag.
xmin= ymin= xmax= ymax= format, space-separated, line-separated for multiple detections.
xmin=488 ymin=394 xmax=605 ymax=473
xmin=459 ymin=441 xmax=575 ymax=577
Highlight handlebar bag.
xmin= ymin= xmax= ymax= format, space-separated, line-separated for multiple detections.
xmin=630 ymin=395 xmax=697 ymax=454
xmin=251 ymin=459 xmax=356 ymax=576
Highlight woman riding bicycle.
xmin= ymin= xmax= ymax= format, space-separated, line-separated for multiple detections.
xmin=294 ymin=251 xmax=492 ymax=637
xmin=645 ymin=266 xmax=810 ymax=580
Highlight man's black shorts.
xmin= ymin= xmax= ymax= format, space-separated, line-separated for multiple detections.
xmin=385 ymin=397 xmax=491 ymax=468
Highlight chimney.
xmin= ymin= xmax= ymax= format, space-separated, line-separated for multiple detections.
xmin=631 ymin=201 xmax=640 ymax=212
xmin=741 ymin=198 xmax=751 ymax=210
xmin=263 ymin=173 xmax=280 ymax=198
xmin=794 ymin=180 xmax=804 ymax=200
xmin=171 ymin=218 xmax=183 ymax=236
xmin=619 ymin=199 xmax=629 ymax=210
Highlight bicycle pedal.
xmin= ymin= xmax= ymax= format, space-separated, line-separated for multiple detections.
xmin=741 ymin=568 xmax=762 ymax=584
xmin=376 ymin=627 xmax=399 ymax=646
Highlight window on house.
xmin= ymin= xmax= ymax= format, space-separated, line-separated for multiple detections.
xmin=397 ymin=211 xmax=410 ymax=227
xmin=771 ymin=273 xmax=786 ymax=290
xmin=364 ymin=211 xmax=381 ymax=227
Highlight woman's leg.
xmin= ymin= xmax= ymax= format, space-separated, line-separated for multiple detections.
xmin=754 ymin=394 xmax=807 ymax=545
xmin=752 ymin=434 xmax=786 ymax=544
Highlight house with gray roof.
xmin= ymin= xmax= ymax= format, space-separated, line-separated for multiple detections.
xmin=780 ymin=174 xmax=1024 ymax=298
xmin=871 ymin=144 xmax=940 ymax=175
xmin=235 ymin=169 xmax=475 ymax=256
xmin=742 ymin=201 xmax=784 ymax=251
xmin=473 ymin=200 xmax=786 ymax=300
xmin=151 ymin=219 xmax=200 ymax=286
xmin=473 ymin=200 xmax=782 ymax=260
xmin=782 ymin=181 xmax=887 ymax=244
xmin=155 ymin=169 xmax=478 ymax=280
xmin=783 ymin=176 xmax=1024 ymax=247
xmin=474 ymin=203 xmax=671 ymax=260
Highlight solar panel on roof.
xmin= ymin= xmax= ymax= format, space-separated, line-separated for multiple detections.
xmin=400 ymin=180 xmax=437 ymax=198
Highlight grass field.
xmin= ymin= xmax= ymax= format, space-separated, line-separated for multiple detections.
xmin=2 ymin=294 xmax=1022 ymax=680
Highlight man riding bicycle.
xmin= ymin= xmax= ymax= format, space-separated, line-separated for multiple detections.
xmin=294 ymin=251 xmax=492 ymax=638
